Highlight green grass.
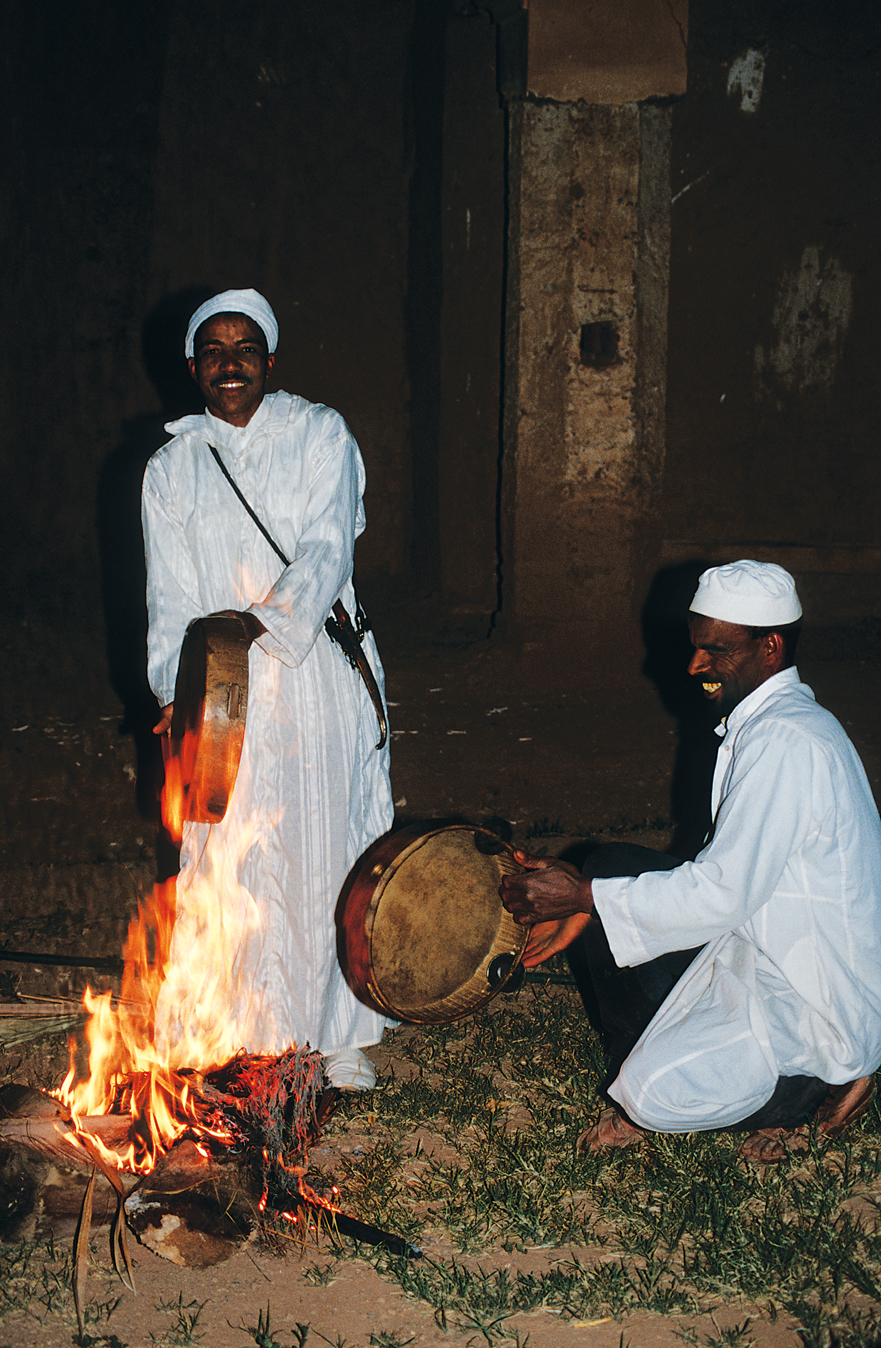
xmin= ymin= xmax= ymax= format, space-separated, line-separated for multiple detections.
xmin=0 ymin=1238 xmax=123 ymax=1338
xmin=313 ymin=979 xmax=881 ymax=1343
xmin=4 ymin=976 xmax=881 ymax=1346
xmin=151 ymin=1292 xmax=207 ymax=1345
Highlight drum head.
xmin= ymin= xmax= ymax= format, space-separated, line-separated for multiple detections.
xmin=169 ymin=614 xmax=250 ymax=823
xmin=340 ymin=825 xmax=527 ymax=1023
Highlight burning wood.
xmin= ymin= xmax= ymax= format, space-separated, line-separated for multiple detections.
xmin=0 ymin=1055 xmax=417 ymax=1263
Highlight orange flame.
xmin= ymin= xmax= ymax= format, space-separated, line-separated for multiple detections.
xmin=54 ymin=724 xmax=244 ymax=1173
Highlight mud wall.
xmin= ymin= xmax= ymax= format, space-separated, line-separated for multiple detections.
xmin=662 ymin=1 xmax=881 ymax=631
xmin=497 ymin=0 xmax=880 ymax=664
xmin=498 ymin=0 xmax=682 ymax=669
xmin=2 ymin=0 xmax=879 ymax=727
xmin=3 ymin=0 xmax=419 ymax=728
xmin=501 ymin=100 xmax=660 ymax=665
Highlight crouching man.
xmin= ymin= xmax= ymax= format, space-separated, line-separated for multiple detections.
xmin=501 ymin=561 xmax=881 ymax=1161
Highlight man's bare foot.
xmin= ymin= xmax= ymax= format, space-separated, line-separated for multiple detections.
xmin=814 ymin=1076 xmax=874 ymax=1136
xmin=577 ymin=1106 xmax=645 ymax=1155
xmin=739 ymin=1125 xmax=809 ymax=1163
xmin=740 ymin=1077 xmax=874 ymax=1163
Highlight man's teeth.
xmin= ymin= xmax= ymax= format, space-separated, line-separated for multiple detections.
xmin=703 ymin=682 xmax=722 ymax=693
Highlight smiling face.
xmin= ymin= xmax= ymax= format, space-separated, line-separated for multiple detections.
xmin=687 ymin=614 xmax=783 ymax=718
xmin=188 ymin=313 xmax=275 ymax=426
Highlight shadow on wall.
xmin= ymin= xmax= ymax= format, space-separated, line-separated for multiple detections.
xmin=641 ymin=561 xmax=720 ymax=861
xmin=96 ymin=288 xmax=213 ymax=838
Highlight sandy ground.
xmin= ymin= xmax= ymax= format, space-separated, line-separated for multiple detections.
xmin=0 ymin=1234 xmax=812 ymax=1348
xmin=1 ymin=624 xmax=880 ymax=1346
xmin=0 ymin=1009 xmax=825 ymax=1348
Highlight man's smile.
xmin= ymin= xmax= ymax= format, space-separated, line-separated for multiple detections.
xmin=702 ymin=681 xmax=722 ymax=694
xmin=212 ymin=376 xmax=252 ymax=388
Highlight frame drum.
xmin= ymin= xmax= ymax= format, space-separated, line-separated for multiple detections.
xmin=338 ymin=824 xmax=528 ymax=1024
xmin=169 ymin=614 xmax=250 ymax=823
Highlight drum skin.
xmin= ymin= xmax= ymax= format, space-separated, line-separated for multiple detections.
xmin=338 ymin=824 xmax=528 ymax=1024
xmin=169 ymin=614 xmax=250 ymax=823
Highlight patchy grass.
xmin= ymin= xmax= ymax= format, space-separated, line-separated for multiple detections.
xmin=0 ymin=1237 xmax=122 ymax=1336
xmin=315 ymin=977 xmax=881 ymax=1344
xmin=2 ymin=971 xmax=881 ymax=1346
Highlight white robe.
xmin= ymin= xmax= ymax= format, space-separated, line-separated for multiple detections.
xmin=594 ymin=668 xmax=881 ymax=1132
xmin=141 ymin=392 xmax=393 ymax=1068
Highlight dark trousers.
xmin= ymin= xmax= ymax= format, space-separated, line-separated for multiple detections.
xmin=568 ymin=842 xmax=828 ymax=1131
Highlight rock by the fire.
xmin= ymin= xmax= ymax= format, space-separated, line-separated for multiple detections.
xmin=127 ymin=1140 xmax=258 ymax=1267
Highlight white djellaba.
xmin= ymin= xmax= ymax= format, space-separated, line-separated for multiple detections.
xmin=595 ymin=560 xmax=881 ymax=1131
xmin=142 ymin=389 xmax=393 ymax=1089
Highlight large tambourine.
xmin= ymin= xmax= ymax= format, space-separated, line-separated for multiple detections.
xmin=169 ymin=613 xmax=250 ymax=823
xmin=338 ymin=824 xmax=528 ymax=1024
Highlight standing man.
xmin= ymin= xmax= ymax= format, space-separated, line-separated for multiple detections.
xmin=501 ymin=561 xmax=881 ymax=1160
xmin=142 ymin=288 xmax=392 ymax=1090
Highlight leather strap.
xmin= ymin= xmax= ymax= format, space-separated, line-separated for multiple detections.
xmin=207 ymin=443 xmax=290 ymax=567
xmin=205 ymin=443 xmax=386 ymax=749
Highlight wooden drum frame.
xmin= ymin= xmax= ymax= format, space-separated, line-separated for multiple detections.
xmin=169 ymin=613 xmax=250 ymax=824
xmin=338 ymin=824 xmax=528 ymax=1024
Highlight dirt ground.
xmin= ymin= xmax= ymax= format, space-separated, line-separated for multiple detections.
xmin=0 ymin=1224 xmax=812 ymax=1348
xmin=1 ymin=619 xmax=881 ymax=1347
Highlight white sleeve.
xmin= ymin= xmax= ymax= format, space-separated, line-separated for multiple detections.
xmin=142 ymin=459 xmax=203 ymax=707
xmin=594 ymin=723 xmax=818 ymax=967
xmin=248 ymin=423 xmax=363 ymax=667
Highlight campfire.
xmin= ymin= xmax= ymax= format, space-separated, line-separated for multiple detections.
xmin=0 ymin=724 xmax=416 ymax=1338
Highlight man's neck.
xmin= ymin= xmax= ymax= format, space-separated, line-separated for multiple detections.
xmin=206 ymin=395 xmax=270 ymax=436
xmin=207 ymin=395 xmax=266 ymax=430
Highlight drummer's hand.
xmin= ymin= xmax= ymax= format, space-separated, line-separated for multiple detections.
xmin=215 ymin=609 xmax=267 ymax=644
xmin=523 ymin=913 xmax=592 ymax=968
xmin=500 ymin=851 xmax=594 ymax=926
xmin=153 ymin=704 xmax=173 ymax=736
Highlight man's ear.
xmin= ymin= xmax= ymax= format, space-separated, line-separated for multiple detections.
xmin=766 ymin=631 xmax=785 ymax=669
xmin=187 ymin=356 xmax=198 ymax=383
xmin=265 ymin=352 xmax=275 ymax=381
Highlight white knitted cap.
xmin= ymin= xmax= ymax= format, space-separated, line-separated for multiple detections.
xmin=185 ymin=288 xmax=278 ymax=357
xmin=689 ymin=560 xmax=802 ymax=627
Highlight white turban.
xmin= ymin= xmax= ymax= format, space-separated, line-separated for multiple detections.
xmin=185 ymin=289 xmax=279 ymax=358
xmin=689 ymin=560 xmax=802 ymax=627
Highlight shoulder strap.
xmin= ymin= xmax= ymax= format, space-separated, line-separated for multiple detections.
xmin=205 ymin=442 xmax=386 ymax=748
xmin=206 ymin=443 xmax=290 ymax=568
